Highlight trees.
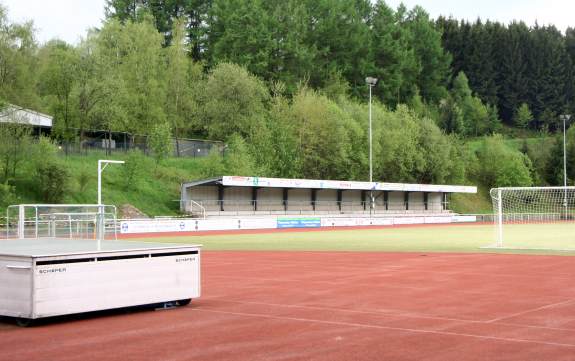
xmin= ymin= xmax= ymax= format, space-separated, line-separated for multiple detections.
xmin=401 ymin=6 xmax=451 ymax=104
xmin=370 ymin=1 xmax=419 ymax=106
xmin=207 ymin=0 xmax=275 ymax=79
xmin=200 ymin=62 xmax=269 ymax=140
xmin=475 ymin=135 xmax=533 ymax=188
xmin=455 ymin=73 xmax=497 ymax=136
xmin=513 ymin=103 xmax=534 ymax=128
xmin=0 ymin=123 xmax=32 ymax=182
xmin=38 ymin=41 xmax=80 ymax=142
xmin=148 ymin=121 xmax=173 ymax=166
xmin=164 ymin=19 xmax=201 ymax=155
xmin=0 ymin=5 xmax=40 ymax=109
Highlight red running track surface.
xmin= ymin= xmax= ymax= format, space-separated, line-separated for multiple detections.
xmin=1 ymin=251 xmax=575 ymax=361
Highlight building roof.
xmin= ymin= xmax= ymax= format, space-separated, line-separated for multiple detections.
xmin=182 ymin=176 xmax=477 ymax=194
xmin=0 ymin=105 xmax=53 ymax=128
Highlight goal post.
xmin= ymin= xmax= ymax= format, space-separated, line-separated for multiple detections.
xmin=6 ymin=204 xmax=118 ymax=241
xmin=489 ymin=187 xmax=575 ymax=250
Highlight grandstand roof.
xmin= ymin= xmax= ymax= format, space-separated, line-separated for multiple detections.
xmin=0 ymin=104 xmax=53 ymax=128
xmin=182 ymin=176 xmax=477 ymax=194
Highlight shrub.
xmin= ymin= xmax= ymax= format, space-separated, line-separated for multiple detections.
xmin=121 ymin=149 xmax=149 ymax=189
xmin=36 ymin=160 xmax=70 ymax=203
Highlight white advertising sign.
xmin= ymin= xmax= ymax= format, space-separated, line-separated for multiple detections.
xmin=321 ymin=218 xmax=394 ymax=227
xmin=221 ymin=176 xmax=476 ymax=193
xmin=120 ymin=220 xmax=195 ymax=234
xmin=451 ymin=215 xmax=477 ymax=223
xmin=424 ymin=216 xmax=452 ymax=224
xmin=392 ymin=217 xmax=425 ymax=225
xmin=239 ymin=218 xmax=278 ymax=229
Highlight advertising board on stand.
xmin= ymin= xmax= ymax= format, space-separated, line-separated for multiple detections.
xmin=276 ymin=217 xmax=321 ymax=229
xmin=120 ymin=215 xmax=478 ymax=234
xmin=120 ymin=219 xmax=195 ymax=234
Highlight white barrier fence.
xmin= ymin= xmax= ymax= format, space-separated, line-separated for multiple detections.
xmin=119 ymin=215 xmax=477 ymax=234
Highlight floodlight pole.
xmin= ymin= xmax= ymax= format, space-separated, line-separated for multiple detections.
xmin=365 ymin=77 xmax=378 ymax=216
xmin=561 ymin=114 xmax=571 ymax=208
xmin=97 ymin=160 xmax=125 ymax=248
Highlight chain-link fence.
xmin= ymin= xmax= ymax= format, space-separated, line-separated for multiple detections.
xmin=59 ymin=133 xmax=224 ymax=158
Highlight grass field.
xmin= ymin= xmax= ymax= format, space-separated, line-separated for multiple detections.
xmin=136 ymin=223 xmax=575 ymax=255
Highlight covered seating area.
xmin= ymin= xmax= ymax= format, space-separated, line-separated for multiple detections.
xmin=180 ymin=176 xmax=477 ymax=218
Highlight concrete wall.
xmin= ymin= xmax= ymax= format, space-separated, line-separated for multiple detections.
xmin=223 ymin=187 xmax=253 ymax=211
xmin=287 ymin=189 xmax=313 ymax=211
xmin=341 ymin=190 xmax=363 ymax=212
xmin=428 ymin=193 xmax=443 ymax=212
xmin=409 ymin=192 xmax=425 ymax=211
xmin=187 ymin=185 xmax=219 ymax=211
xmin=315 ymin=189 xmax=338 ymax=211
xmin=257 ymin=188 xmax=284 ymax=211
xmin=387 ymin=192 xmax=406 ymax=211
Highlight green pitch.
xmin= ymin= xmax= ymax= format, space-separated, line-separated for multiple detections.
xmin=137 ymin=224 xmax=575 ymax=255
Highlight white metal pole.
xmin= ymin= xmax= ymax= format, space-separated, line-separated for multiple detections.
xmin=564 ymin=116 xmax=567 ymax=208
xmin=497 ymin=188 xmax=503 ymax=248
xmin=369 ymin=85 xmax=374 ymax=216
xmin=96 ymin=160 xmax=124 ymax=249
xmin=17 ymin=204 xmax=24 ymax=239
xmin=98 ymin=160 xmax=102 ymax=205
xmin=97 ymin=160 xmax=103 ymax=249
xmin=369 ymin=85 xmax=373 ymax=184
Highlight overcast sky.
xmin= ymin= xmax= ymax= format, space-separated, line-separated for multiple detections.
xmin=2 ymin=0 xmax=574 ymax=45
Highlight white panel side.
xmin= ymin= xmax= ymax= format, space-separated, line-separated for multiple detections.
xmin=31 ymin=251 xmax=200 ymax=318
xmin=0 ymin=257 xmax=33 ymax=318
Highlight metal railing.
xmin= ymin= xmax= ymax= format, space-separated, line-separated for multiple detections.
xmin=181 ymin=200 xmax=450 ymax=217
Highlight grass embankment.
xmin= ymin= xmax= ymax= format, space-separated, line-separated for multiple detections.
xmin=18 ymin=152 xmax=207 ymax=216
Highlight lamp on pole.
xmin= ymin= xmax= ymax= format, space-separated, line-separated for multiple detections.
xmin=560 ymin=114 xmax=572 ymax=208
xmin=97 ymin=159 xmax=125 ymax=248
xmin=365 ymin=77 xmax=378 ymax=214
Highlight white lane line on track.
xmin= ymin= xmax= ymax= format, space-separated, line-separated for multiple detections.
xmin=486 ymin=299 xmax=575 ymax=323
xmin=198 ymin=297 xmax=575 ymax=332
xmin=192 ymin=308 xmax=575 ymax=348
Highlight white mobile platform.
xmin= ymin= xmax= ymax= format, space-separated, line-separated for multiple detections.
xmin=0 ymin=239 xmax=201 ymax=321
xmin=0 ymin=204 xmax=201 ymax=323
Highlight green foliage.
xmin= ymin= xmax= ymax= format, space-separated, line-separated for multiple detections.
xmin=290 ymin=88 xmax=357 ymax=179
xmin=201 ymin=62 xmax=269 ymax=140
xmin=223 ymin=134 xmax=257 ymax=176
xmin=475 ymin=134 xmax=533 ymax=188
xmin=76 ymin=166 xmax=91 ymax=193
xmin=0 ymin=123 xmax=32 ymax=182
xmin=38 ymin=41 xmax=79 ymax=140
xmin=121 ymin=149 xmax=149 ymax=189
xmin=444 ymin=72 xmax=500 ymax=136
xmin=198 ymin=150 xmax=226 ymax=178
xmin=148 ymin=121 xmax=173 ymax=166
xmin=0 ymin=181 xmax=18 ymax=208
xmin=514 ymin=103 xmax=534 ymax=128
xmin=36 ymin=160 xmax=70 ymax=203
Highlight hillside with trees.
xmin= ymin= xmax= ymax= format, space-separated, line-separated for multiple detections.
xmin=0 ymin=0 xmax=573 ymax=213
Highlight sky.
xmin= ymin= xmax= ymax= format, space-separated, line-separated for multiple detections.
xmin=1 ymin=0 xmax=574 ymax=45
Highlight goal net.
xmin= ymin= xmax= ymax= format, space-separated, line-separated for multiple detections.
xmin=489 ymin=187 xmax=575 ymax=250
xmin=5 ymin=204 xmax=118 ymax=241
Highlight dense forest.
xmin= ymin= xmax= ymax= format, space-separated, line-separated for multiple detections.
xmin=0 ymin=0 xmax=574 ymax=207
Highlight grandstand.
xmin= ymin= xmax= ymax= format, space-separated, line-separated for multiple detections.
xmin=180 ymin=176 xmax=477 ymax=218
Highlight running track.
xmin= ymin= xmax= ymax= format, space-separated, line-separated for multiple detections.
xmin=1 ymin=251 xmax=575 ymax=360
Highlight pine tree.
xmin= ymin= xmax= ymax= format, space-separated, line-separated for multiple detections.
xmin=513 ymin=103 xmax=534 ymax=128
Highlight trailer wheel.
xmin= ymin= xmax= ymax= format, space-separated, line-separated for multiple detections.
xmin=16 ymin=318 xmax=33 ymax=327
xmin=177 ymin=299 xmax=191 ymax=306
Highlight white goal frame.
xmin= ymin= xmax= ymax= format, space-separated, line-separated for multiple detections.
xmin=6 ymin=204 xmax=118 ymax=245
xmin=490 ymin=187 xmax=575 ymax=250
